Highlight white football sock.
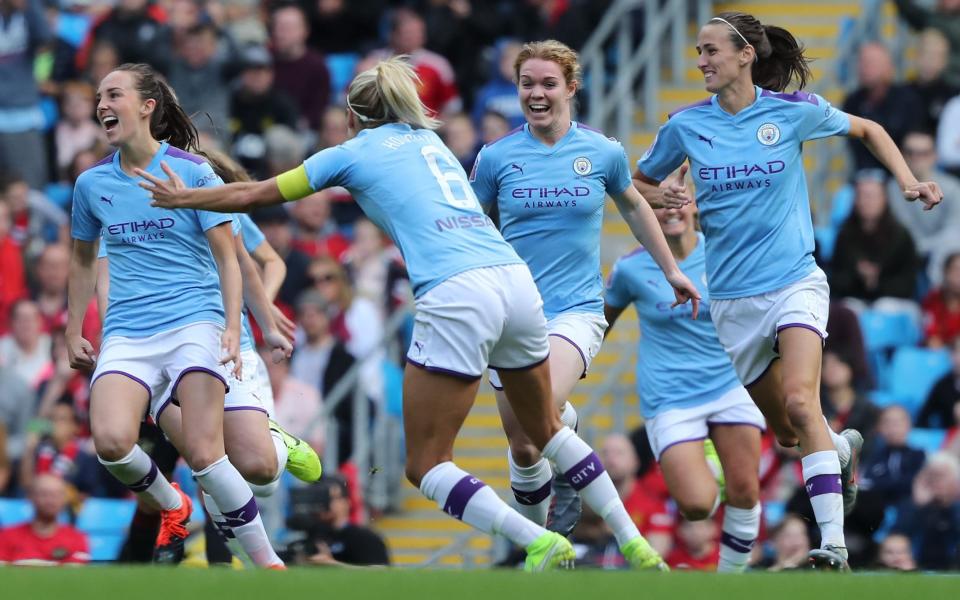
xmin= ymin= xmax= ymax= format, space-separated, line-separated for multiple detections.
xmin=99 ymin=446 xmax=181 ymax=510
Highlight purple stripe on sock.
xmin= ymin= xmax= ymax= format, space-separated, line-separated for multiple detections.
xmin=721 ymin=531 xmax=757 ymax=553
xmin=221 ymin=496 xmax=260 ymax=527
xmin=128 ymin=461 xmax=159 ymax=493
xmin=564 ymin=452 xmax=605 ymax=491
xmin=512 ymin=480 xmax=552 ymax=506
xmin=805 ymin=473 xmax=842 ymax=497
xmin=549 ymin=333 xmax=587 ymax=378
xmin=442 ymin=475 xmax=485 ymax=520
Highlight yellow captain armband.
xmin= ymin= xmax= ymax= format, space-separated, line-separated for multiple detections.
xmin=276 ymin=165 xmax=313 ymax=202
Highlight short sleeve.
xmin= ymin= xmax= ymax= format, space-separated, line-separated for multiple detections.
xmin=97 ymin=237 xmax=107 ymax=259
xmin=238 ymin=214 xmax=265 ymax=253
xmin=635 ymin=120 xmax=687 ymax=182
xmin=302 ymin=145 xmax=355 ymax=192
xmin=795 ymin=92 xmax=850 ymax=141
xmin=70 ymin=178 xmax=100 ymax=242
xmin=604 ymin=139 xmax=632 ymax=196
xmin=604 ymin=258 xmax=635 ymax=308
xmin=468 ymin=145 xmax=498 ymax=210
xmin=192 ymin=163 xmax=232 ymax=232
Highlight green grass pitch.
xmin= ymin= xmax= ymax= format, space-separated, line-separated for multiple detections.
xmin=2 ymin=567 xmax=957 ymax=600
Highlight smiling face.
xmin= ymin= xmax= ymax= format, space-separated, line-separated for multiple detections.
xmin=518 ymin=58 xmax=575 ymax=133
xmin=654 ymin=201 xmax=697 ymax=240
xmin=696 ymin=23 xmax=753 ymax=93
xmin=96 ymin=69 xmax=152 ymax=147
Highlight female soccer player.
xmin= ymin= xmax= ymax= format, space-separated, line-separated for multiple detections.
xmin=142 ymin=57 xmax=696 ymax=571
xmin=468 ymin=40 xmax=700 ymax=543
xmin=632 ymin=12 xmax=943 ymax=570
xmin=67 ymin=63 xmax=283 ymax=567
xmin=605 ymin=200 xmax=764 ymax=573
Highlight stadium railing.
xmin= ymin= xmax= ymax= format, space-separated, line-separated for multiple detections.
xmin=302 ymin=300 xmax=414 ymax=513
xmin=581 ymin=0 xmax=715 ymax=139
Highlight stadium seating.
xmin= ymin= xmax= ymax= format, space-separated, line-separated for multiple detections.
xmin=87 ymin=532 xmax=127 ymax=562
xmin=0 ymin=498 xmax=34 ymax=527
xmin=874 ymin=347 xmax=952 ymax=418
xmin=326 ymin=53 xmax=361 ymax=103
xmin=76 ymin=498 xmax=137 ymax=533
xmin=829 ymin=184 xmax=854 ymax=229
xmin=906 ymin=428 xmax=948 ymax=454
xmin=815 ymin=226 xmax=838 ymax=262
xmin=859 ymin=309 xmax=922 ymax=390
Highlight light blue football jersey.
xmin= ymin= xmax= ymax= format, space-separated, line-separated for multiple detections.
xmin=300 ymin=122 xmax=522 ymax=296
xmin=636 ymin=87 xmax=850 ymax=299
xmin=72 ymin=142 xmax=233 ymax=339
xmin=605 ymin=234 xmax=742 ymax=418
xmin=470 ymin=122 xmax=632 ymax=319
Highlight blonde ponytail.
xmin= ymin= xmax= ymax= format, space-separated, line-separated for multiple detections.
xmin=346 ymin=56 xmax=441 ymax=130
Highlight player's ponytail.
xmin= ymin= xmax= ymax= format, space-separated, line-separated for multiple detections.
xmin=115 ymin=63 xmax=201 ymax=152
xmin=346 ymin=56 xmax=441 ymax=130
xmin=710 ymin=12 xmax=812 ymax=92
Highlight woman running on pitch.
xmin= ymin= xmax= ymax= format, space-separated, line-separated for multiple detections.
xmin=605 ymin=198 xmax=764 ymax=573
xmin=469 ymin=40 xmax=700 ymax=545
xmin=141 ymin=57 xmax=698 ymax=571
xmin=68 ymin=63 xmax=284 ymax=567
xmin=633 ymin=12 xmax=942 ymax=570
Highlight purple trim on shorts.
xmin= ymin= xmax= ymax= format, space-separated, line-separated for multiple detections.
xmin=776 ymin=323 xmax=825 ymax=338
xmin=656 ymin=435 xmax=708 ymax=460
xmin=489 ymin=377 xmax=504 ymax=391
xmin=223 ymin=406 xmax=269 ymax=414
xmin=172 ymin=367 xmax=230 ymax=398
xmin=804 ymin=473 xmax=842 ymax=497
xmin=92 ymin=370 xmax=153 ymax=403
xmin=153 ymin=397 xmax=174 ymax=421
xmin=512 ymin=481 xmax=552 ymax=506
xmin=488 ymin=353 xmax=549 ymax=372
xmin=443 ymin=475 xmax=485 ymax=520
xmin=549 ymin=333 xmax=588 ymax=378
xmin=127 ymin=461 xmax=159 ymax=493
xmin=707 ymin=421 xmax=767 ymax=433
xmin=745 ymin=358 xmax=778 ymax=389
xmin=220 ymin=496 xmax=260 ymax=527
xmin=405 ymin=358 xmax=481 ymax=381
xmin=721 ymin=531 xmax=757 ymax=553
xmin=564 ymin=452 xmax=605 ymax=491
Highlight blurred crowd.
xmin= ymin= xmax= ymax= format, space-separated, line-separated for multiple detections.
xmin=1 ymin=0 xmax=960 ymax=571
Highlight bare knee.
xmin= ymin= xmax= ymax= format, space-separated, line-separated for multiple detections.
xmin=725 ymin=478 xmax=760 ymax=508
xmin=231 ymin=452 xmax=279 ymax=486
xmin=508 ymin=438 xmax=541 ymax=467
xmin=93 ymin=432 xmax=139 ymax=463
xmin=784 ymin=390 xmax=818 ymax=431
xmin=676 ymin=495 xmax=717 ymax=521
xmin=181 ymin=444 xmax=224 ymax=473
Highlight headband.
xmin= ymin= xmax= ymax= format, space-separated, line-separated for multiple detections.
xmin=710 ymin=17 xmax=759 ymax=63
xmin=346 ymin=97 xmax=372 ymax=123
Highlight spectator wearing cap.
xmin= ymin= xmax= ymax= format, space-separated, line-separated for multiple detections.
xmin=0 ymin=0 xmax=51 ymax=190
xmin=269 ymin=3 xmax=330 ymax=132
xmin=229 ymin=44 xmax=300 ymax=177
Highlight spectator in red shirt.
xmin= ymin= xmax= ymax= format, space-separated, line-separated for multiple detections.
xmin=31 ymin=244 xmax=100 ymax=345
xmin=667 ymin=518 xmax=721 ymax=571
xmin=0 ymin=199 xmax=27 ymax=334
xmin=372 ymin=8 xmax=462 ymax=117
xmin=289 ymin=191 xmax=350 ymax=260
xmin=601 ymin=433 xmax=675 ymax=557
xmin=0 ymin=474 xmax=89 ymax=565
xmin=923 ymin=251 xmax=960 ymax=348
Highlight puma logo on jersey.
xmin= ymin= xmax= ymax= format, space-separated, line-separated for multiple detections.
xmin=697 ymin=134 xmax=715 ymax=148
xmin=100 ymin=195 xmax=114 ymax=206
xmin=511 ymin=162 xmax=525 ymax=174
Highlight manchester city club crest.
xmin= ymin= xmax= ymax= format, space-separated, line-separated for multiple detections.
xmin=757 ymin=123 xmax=781 ymax=146
xmin=573 ymin=156 xmax=592 ymax=175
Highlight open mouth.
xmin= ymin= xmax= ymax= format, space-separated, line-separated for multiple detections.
xmin=665 ymin=216 xmax=682 ymax=224
xmin=528 ymin=104 xmax=549 ymax=114
xmin=101 ymin=115 xmax=119 ymax=132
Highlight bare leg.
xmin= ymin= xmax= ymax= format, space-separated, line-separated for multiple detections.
xmin=711 ymin=423 xmax=763 ymax=572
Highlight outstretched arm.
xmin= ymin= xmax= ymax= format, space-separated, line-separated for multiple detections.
xmin=610 ymin=184 xmax=700 ymax=318
xmin=137 ymin=162 xmax=287 ymax=213
xmin=848 ymin=115 xmax=943 ymax=210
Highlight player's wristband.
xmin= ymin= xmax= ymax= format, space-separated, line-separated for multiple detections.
xmin=276 ymin=164 xmax=313 ymax=202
